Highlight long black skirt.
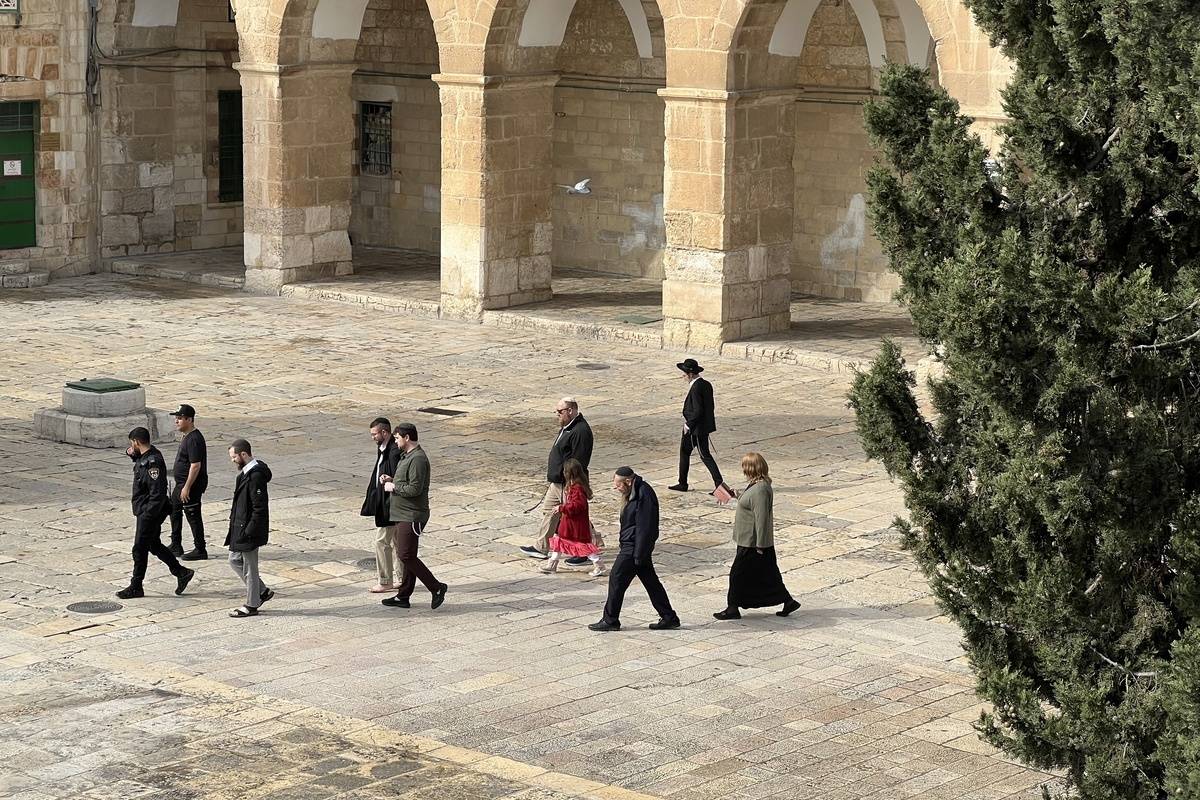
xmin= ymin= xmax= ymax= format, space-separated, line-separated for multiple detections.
xmin=727 ymin=546 xmax=792 ymax=609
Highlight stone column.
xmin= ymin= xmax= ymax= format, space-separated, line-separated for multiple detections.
xmin=660 ymin=88 xmax=796 ymax=350
xmin=236 ymin=62 xmax=356 ymax=293
xmin=434 ymin=73 xmax=556 ymax=320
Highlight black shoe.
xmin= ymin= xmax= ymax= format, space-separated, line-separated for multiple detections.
xmin=168 ymin=542 xmax=185 ymax=557
xmin=777 ymin=599 xmax=802 ymax=617
xmin=713 ymin=608 xmax=741 ymax=620
xmin=116 ymin=585 xmax=144 ymax=599
xmin=259 ymin=588 xmax=275 ymax=606
xmin=520 ymin=546 xmax=549 ymax=560
xmin=175 ymin=568 xmax=195 ymax=596
xmin=563 ymin=556 xmax=590 ymax=567
xmin=668 ymin=483 xmax=688 ymax=492
xmin=588 ymin=619 xmax=621 ymax=632
xmin=431 ymin=584 xmax=447 ymax=610
xmin=649 ymin=616 xmax=681 ymax=630
xmin=181 ymin=549 xmax=208 ymax=561
xmin=382 ymin=595 xmax=411 ymax=608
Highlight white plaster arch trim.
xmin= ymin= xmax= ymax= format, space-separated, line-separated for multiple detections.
xmin=312 ymin=0 xmax=371 ymax=40
xmin=131 ymin=0 xmax=180 ymax=27
xmin=768 ymin=0 xmax=886 ymax=69
xmin=518 ymin=0 xmax=654 ymax=59
xmin=893 ymin=0 xmax=932 ymax=66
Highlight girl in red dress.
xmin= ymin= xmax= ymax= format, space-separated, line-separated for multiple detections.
xmin=542 ymin=458 xmax=605 ymax=576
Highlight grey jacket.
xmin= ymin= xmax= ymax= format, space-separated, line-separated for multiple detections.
xmin=388 ymin=444 xmax=430 ymax=525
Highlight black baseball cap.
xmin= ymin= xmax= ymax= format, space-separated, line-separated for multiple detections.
xmin=169 ymin=404 xmax=196 ymax=419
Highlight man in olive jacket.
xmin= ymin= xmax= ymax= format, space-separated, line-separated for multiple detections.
xmin=381 ymin=423 xmax=447 ymax=610
xmin=589 ymin=467 xmax=680 ymax=632
xmin=225 ymin=438 xmax=274 ymax=618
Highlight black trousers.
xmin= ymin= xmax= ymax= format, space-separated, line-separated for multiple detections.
xmin=394 ymin=520 xmax=441 ymax=600
xmin=169 ymin=483 xmax=206 ymax=550
xmin=602 ymin=553 xmax=675 ymax=624
xmin=132 ymin=513 xmax=186 ymax=588
xmin=678 ymin=430 xmax=723 ymax=488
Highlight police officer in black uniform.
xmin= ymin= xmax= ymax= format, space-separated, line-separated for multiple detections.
xmin=117 ymin=427 xmax=196 ymax=599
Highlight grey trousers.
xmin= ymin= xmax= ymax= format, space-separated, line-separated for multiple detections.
xmin=229 ymin=548 xmax=268 ymax=608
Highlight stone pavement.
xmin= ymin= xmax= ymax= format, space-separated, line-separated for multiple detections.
xmin=106 ymin=246 xmax=922 ymax=371
xmin=0 ymin=275 xmax=1057 ymax=799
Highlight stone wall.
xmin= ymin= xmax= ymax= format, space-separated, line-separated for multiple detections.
xmin=551 ymin=87 xmax=664 ymax=279
xmin=792 ymin=98 xmax=891 ymax=301
xmin=0 ymin=0 xmax=94 ymax=279
xmin=97 ymin=0 xmax=241 ymax=261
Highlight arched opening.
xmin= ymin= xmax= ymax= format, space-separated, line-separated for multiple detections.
xmin=464 ymin=0 xmax=666 ymax=316
xmin=732 ymin=0 xmax=938 ymax=303
xmin=550 ymin=0 xmax=665 ymax=281
xmin=349 ymin=0 xmax=441 ymax=256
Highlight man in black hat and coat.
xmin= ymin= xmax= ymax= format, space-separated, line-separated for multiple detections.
xmin=669 ymin=358 xmax=726 ymax=493
xmin=589 ymin=467 xmax=680 ymax=632
xmin=226 ymin=438 xmax=274 ymax=618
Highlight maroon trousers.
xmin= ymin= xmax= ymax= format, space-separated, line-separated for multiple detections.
xmin=394 ymin=520 xmax=440 ymax=600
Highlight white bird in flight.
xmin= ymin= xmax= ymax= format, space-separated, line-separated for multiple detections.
xmin=557 ymin=178 xmax=592 ymax=195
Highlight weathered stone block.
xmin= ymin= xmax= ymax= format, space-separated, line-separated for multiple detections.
xmin=62 ymin=386 xmax=146 ymax=417
xmin=0 ymin=260 xmax=30 ymax=275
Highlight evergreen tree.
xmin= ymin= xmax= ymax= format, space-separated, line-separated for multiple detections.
xmin=849 ymin=2 xmax=1200 ymax=797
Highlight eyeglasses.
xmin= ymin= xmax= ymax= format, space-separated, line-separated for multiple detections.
xmin=554 ymin=408 xmax=568 ymax=414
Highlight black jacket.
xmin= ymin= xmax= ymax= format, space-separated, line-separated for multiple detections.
xmin=361 ymin=438 xmax=401 ymax=528
xmin=226 ymin=460 xmax=272 ymax=552
xmin=683 ymin=377 xmax=717 ymax=435
xmin=617 ymin=475 xmax=659 ymax=563
xmin=131 ymin=445 xmax=169 ymax=520
xmin=547 ymin=414 xmax=594 ymax=484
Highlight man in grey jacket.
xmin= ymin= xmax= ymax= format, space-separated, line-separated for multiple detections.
xmin=381 ymin=423 xmax=447 ymax=610
xmin=521 ymin=397 xmax=594 ymax=560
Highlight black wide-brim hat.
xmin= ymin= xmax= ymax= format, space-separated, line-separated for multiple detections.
xmin=676 ymin=358 xmax=704 ymax=373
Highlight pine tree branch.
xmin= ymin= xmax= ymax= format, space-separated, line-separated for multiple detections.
xmin=1089 ymin=647 xmax=1158 ymax=679
xmin=1131 ymin=327 xmax=1200 ymax=352
xmin=1158 ymin=297 xmax=1200 ymax=324
xmin=1054 ymin=127 xmax=1123 ymax=205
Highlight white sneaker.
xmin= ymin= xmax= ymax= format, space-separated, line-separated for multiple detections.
xmin=588 ymin=566 xmax=607 ymax=577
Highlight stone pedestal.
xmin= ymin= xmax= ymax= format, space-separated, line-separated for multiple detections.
xmin=34 ymin=379 xmax=173 ymax=449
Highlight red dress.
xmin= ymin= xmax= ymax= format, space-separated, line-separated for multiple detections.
xmin=550 ymin=483 xmax=600 ymax=557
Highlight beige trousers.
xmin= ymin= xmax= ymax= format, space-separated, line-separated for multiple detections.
xmin=533 ymin=482 xmax=564 ymax=553
xmin=375 ymin=523 xmax=402 ymax=586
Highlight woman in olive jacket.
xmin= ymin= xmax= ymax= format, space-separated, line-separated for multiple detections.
xmin=714 ymin=452 xmax=801 ymax=619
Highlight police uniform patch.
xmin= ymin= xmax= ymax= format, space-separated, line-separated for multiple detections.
xmin=149 ymin=467 xmax=160 ymax=480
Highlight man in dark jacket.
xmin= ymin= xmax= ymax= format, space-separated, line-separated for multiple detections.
xmin=225 ymin=438 xmax=274 ymax=618
xmin=670 ymin=358 xmax=726 ymax=493
xmin=361 ymin=417 xmax=403 ymax=593
xmin=521 ymin=397 xmax=595 ymax=559
xmin=589 ymin=467 xmax=680 ymax=632
xmin=117 ymin=427 xmax=195 ymax=600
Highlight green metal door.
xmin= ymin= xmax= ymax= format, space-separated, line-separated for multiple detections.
xmin=0 ymin=101 xmax=37 ymax=249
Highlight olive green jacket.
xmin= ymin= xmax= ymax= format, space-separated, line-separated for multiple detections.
xmin=388 ymin=444 xmax=431 ymax=524
xmin=732 ymin=480 xmax=773 ymax=548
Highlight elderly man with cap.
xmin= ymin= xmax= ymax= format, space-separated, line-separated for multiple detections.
xmin=168 ymin=403 xmax=210 ymax=560
xmin=669 ymin=358 xmax=728 ymax=495
xmin=589 ymin=467 xmax=680 ymax=632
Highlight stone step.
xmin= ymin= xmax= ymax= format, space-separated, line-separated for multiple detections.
xmin=1 ymin=268 xmax=49 ymax=288
xmin=0 ymin=259 xmax=30 ymax=276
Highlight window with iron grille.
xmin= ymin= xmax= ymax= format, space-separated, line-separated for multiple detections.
xmin=217 ymin=91 xmax=243 ymax=203
xmin=360 ymin=102 xmax=392 ymax=177
xmin=0 ymin=0 xmax=19 ymax=13
xmin=0 ymin=101 xmax=36 ymax=131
